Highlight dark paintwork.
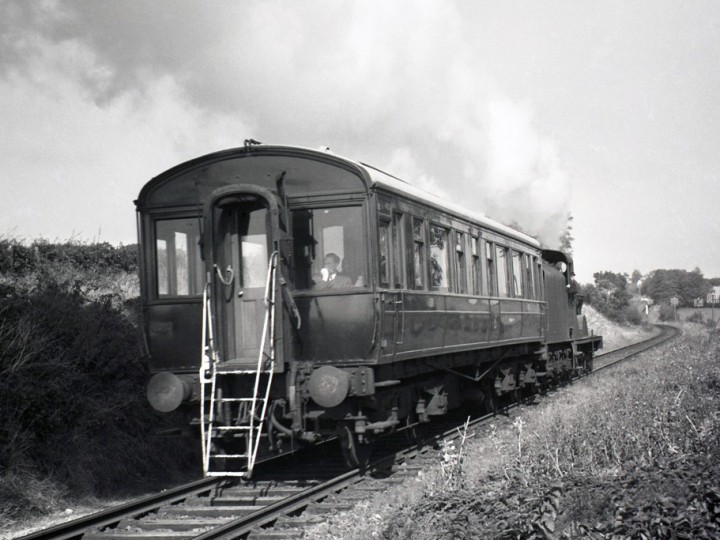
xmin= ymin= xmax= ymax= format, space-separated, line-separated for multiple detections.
xmin=145 ymin=302 xmax=202 ymax=370
xmin=137 ymin=146 xmax=597 ymax=386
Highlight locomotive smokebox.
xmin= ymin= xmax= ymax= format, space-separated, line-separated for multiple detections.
xmin=308 ymin=366 xmax=350 ymax=408
xmin=147 ymin=371 xmax=193 ymax=412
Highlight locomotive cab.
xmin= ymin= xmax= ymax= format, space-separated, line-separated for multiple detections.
xmin=541 ymin=249 xmax=602 ymax=374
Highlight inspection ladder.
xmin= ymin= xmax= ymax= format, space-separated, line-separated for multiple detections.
xmin=199 ymin=251 xmax=279 ymax=477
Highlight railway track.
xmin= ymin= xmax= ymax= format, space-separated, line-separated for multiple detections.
xmin=592 ymin=323 xmax=680 ymax=372
xmin=17 ymin=324 xmax=680 ymax=540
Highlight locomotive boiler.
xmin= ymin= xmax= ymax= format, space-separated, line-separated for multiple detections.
xmin=135 ymin=142 xmax=602 ymax=476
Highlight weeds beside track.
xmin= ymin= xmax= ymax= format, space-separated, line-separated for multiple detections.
xmin=308 ymin=325 xmax=720 ymax=539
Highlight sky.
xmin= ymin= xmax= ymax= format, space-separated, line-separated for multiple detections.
xmin=1 ymin=0 xmax=719 ymax=283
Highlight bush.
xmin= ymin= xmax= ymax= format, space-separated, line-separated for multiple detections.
xmin=686 ymin=311 xmax=705 ymax=324
xmin=658 ymin=302 xmax=676 ymax=321
xmin=582 ymin=273 xmax=637 ymax=324
xmin=0 ymin=239 xmax=137 ymax=275
xmin=623 ymin=305 xmax=643 ymax=325
xmin=0 ymin=239 xmax=197 ymax=525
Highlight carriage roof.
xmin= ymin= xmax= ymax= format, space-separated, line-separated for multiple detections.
xmin=139 ymin=144 xmax=540 ymax=248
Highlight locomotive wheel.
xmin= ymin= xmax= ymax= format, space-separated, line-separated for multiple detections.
xmin=585 ymin=357 xmax=594 ymax=374
xmin=337 ymin=423 xmax=372 ymax=469
xmin=482 ymin=383 xmax=499 ymax=415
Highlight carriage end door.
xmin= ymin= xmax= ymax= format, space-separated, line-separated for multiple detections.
xmin=206 ymin=187 xmax=280 ymax=368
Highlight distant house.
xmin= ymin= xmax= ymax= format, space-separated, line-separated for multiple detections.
xmin=707 ymin=286 xmax=720 ymax=305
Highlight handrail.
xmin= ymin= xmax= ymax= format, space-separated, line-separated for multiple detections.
xmin=247 ymin=251 xmax=279 ymax=473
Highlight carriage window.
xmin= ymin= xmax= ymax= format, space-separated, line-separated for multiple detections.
xmin=470 ymin=236 xmax=480 ymax=295
xmin=430 ymin=224 xmax=449 ymax=292
xmin=455 ymin=232 xmax=467 ymax=294
xmin=291 ymin=206 xmax=366 ymax=290
xmin=485 ymin=241 xmax=496 ymax=296
xmin=379 ymin=222 xmax=390 ymax=288
xmin=524 ymin=254 xmax=536 ymax=299
xmin=238 ymin=209 xmax=269 ymax=289
xmin=536 ymin=259 xmax=544 ymax=300
xmin=155 ymin=218 xmax=203 ymax=297
xmin=412 ymin=218 xmax=426 ymax=290
xmin=511 ymin=251 xmax=524 ymax=298
xmin=392 ymin=213 xmax=404 ymax=288
xmin=496 ymin=245 xmax=509 ymax=297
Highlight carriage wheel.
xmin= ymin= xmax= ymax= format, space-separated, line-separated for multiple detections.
xmin=337 ymin=423 xmax=372 ymax=469
xmin=482 ymin=382 xmax=499 ymax=415
xmin=404 ymin=412 xmax=424 ymax=445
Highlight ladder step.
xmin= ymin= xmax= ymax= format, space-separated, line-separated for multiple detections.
xmin=215 ymin=426 xmax=254 ymax=431
xmin=216 ymin=398 xmax=267 ymax=402
xmin=211 ymin=454 xmax=250 ymax=459
xmin=213 ymin=370 xmax=274 ymax=375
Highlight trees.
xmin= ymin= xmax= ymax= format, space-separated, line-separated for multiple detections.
xmin=628 ymin=269 xmax=643 ymax=295
xmin=641 ymin=268 xmax=711 ymax=306
xmin=583 ymin=270 xmax=634 ymax=323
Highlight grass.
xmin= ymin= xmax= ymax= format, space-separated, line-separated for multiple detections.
xmin=305 ymin=319 xmax=720 ymax=539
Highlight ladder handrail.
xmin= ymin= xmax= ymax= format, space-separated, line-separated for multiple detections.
xmin=200 ymin=283 xmax=221 ymax=475
xmin=247 ymin=251 xmax=279 ymax=473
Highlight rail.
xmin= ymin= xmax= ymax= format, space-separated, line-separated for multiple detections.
xmin=17 ymin=477 xmax=223 ymax=540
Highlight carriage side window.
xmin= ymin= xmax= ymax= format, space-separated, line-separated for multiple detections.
xmin=496 ymin=245 xmax=509 ymax=297
xmin=455 ymin=231 xmax=467 ymax=294
xmin=536 ymin=259 xmax=544 ymax=300
xmin=430 ymin=224 xmax=450 ymax=292
xmin=291 ymin=206 xmax=366 ymax=290
xmin=412 ymin=218 xmax=426 ymax=290
xmin=379 ymin=221 xmax=390 ymax=288
xmin=470 ymin=236 xmax=480 ymax=295
xmin=155 ymin=218 xmax=203 ymax=297
xmin=511 ymin=250 xmax=524 ymax=298
xmin=485 ymin=241 xmax=496 ymax=296
xmin=524 ymin=254 xmax=536 ymax=299
xmin=392 ymin=213 xmax=404 ymax=288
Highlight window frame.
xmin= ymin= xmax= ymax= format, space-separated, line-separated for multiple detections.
xmin=524 ymin=253 xmax=536 ymax=300
xmin=470 ymin=235 xmax=480 ymax=295
xmin=289 ymin=201 xmax=370 ymax=293
xmin=429 ymin=222 xmax=451 ymax=293
xmin=391 ymin=212 xmax=405 ymax=289
xmin=412 ymin=217 xmax=427 ymax=290
xmin=511 ymin=250 xmax=524 ymax=298
xmin=485 ymin=240 xmax=497 ymax=297
xmin=495 ymin=244 xmax=509 ymax=298
xmin=455 ymin=230 xmax=468 ymax=294
xmin=152 ymin=215 xmax=204 ymax=299
xmin=378 ymin=218 xmax=391 ymax=288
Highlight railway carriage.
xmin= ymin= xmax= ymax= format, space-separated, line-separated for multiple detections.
xmin=136 ymin=142 xmax=602 ymax=476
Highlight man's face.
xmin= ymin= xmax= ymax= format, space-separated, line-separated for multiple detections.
xmin=324 ymin=257 xmax=338 ymax=273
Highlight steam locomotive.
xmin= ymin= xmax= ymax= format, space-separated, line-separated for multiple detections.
xmin=135 ymin=142 xmax=602 ymax=476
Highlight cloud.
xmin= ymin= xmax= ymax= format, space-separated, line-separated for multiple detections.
xmin=1 ymin=0 xmax=571 ymax=247
xmin=0 ymin=9 xmax=251 ymax=242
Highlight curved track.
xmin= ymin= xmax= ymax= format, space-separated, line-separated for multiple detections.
xmin=592 ymin=323 xmax=680 ymax=372
xmin=17 ymin=324 xmax=680 ymax=540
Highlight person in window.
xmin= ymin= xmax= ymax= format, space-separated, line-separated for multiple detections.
xmin=314 ymin=252 xmax=353 ymax=289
